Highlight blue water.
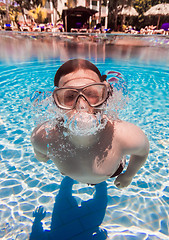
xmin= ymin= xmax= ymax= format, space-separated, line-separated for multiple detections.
xmin=0 ymin=32 xmax=169 ymax=239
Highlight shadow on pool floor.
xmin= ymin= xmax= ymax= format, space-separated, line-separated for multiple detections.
xmin=29 ymin=176 xmax=108 ymax=240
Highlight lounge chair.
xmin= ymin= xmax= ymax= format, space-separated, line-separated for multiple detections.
xmin=70 ymin=28 xmax=79 ymax=33
xmin=5 ymin=24 xmax=12 ymax=31
xmin=79 ymin=28 xmax=88 ymax=33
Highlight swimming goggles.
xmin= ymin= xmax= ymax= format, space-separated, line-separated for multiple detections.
xmin=53 ymin=83 xmax=112 ymax=110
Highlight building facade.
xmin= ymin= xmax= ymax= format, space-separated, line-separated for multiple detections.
xmin=47 ymin=0 xmax=108 ymax=30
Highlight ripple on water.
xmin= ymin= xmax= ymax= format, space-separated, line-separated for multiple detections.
xmin=0 ymin=54 xmax=169 ymax=239
xmin=39 ymin=195 xmax=53 ymax=204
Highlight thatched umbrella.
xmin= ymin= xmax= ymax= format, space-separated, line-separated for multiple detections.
xmin=118 ymin=5 xmax=138 ymax=17
xmin=117 ymin=5 xmax=138 ymax=26
xmin=144 ymin=3 xmax=169 ymax=29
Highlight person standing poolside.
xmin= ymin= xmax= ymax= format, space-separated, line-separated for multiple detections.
xmin=31 ymin=59 xmax=149 ymax=187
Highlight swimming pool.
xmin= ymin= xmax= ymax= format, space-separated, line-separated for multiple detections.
xmin=0 ymin=32 xmax=169 ymax=239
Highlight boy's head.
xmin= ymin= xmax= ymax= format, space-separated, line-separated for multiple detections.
xmin=53 ymin=59 xmax=110 ymax=112
xmin=53 ymin=59 xmax=111 ymax=135
xmin=54 ymin=59 xmax=106 ymax=87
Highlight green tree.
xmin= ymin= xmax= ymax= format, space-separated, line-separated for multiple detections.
xmin=14 ymin=0 xmax=32 ymax=25
xmin=66 ymin=0 xmax=77 ymax=8
xmin=133 ymin=0 xmax=169 ymax=29
xmin=28 ymin=5 xmax=47 ymax=23
xmin=42 ymin=0 xmax=61 ymax=23
xmin=9 ymin=4 xmax=20 ymax=24
xmin=0 ymin=3 xmax=6 ymax=23
xmin=108 ymin=0 xmax=169 ymax=30
xmin=133 ymin=0 xmax=151 ymax=27
xmin=108 ymin=0 xmax=133 ymax=31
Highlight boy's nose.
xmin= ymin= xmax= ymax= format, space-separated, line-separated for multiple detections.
xmin=75 ymin=96 xmax=90 ymax=111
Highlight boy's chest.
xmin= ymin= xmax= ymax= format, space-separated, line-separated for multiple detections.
xmin=48 ymin=135 xmax=122 ymax=176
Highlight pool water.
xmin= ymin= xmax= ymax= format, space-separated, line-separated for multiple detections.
xmin=0 ymin=32 xmax=169 ymax=240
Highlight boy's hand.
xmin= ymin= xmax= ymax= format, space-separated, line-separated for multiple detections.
xmin=33 ymin=206 xmax=46 ymax=221
xmin=114 ymin=173 xmax=133 ymax=189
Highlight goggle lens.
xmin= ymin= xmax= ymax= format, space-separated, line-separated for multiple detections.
xmin=82 ymin=85 xmax=106 ymax=105
xmin=56 ymin=90 xmax=78 ymax=108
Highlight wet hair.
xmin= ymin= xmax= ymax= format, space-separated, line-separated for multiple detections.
xmin=54 ymin=59 xmax=107 ymax=86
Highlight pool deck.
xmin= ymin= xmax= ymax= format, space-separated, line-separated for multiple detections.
xmin=1 ymin=30 xmax=169 ymax=45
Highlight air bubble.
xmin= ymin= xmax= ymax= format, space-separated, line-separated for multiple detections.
xmin=25 ymin=71 xmax=128 ymax=136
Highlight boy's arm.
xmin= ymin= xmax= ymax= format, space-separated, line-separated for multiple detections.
xmin=31 ymin=124 xmax=49 ymax=162
xmin=114 ymin=122 xmax=149 ymax=188
xmin=33 ymin=148 xmax=49 ymax=162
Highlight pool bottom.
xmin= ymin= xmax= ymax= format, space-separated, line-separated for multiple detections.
xmin=0 ymin=53 xmax=169 ymax=239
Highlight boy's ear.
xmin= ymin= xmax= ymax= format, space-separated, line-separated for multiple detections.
xmin=101 ymin=75 xmax=107 ymax=82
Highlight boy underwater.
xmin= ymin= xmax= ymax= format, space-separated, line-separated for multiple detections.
xmin=31 ymin=59 xmax=149 ymax=187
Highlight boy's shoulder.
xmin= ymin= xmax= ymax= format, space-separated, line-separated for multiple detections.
xmin=32 ymin=121 xmax=59 ymax=136
xmin=113 ymin=120 xmax=148 ymax=154
xmin=31 ymin=121 xmax=61 ymax=145
xmin=114 ymin=120 xmax=143 ymax=132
